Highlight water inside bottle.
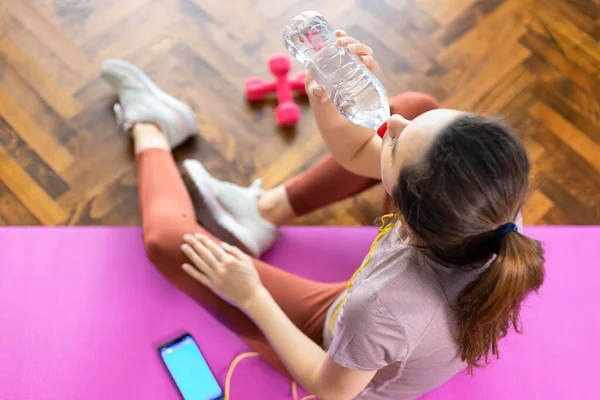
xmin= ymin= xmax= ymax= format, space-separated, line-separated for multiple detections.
xmin=283 ymin=11 xmax=390 ymax=130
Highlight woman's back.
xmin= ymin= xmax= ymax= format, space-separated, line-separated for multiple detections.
xmin=323 ymin=230 xmax=488 ymax=399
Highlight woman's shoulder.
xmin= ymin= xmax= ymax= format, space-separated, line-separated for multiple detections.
xmin=368 ymin=232 xmax=449 ymax=298
xmin=358 ymin=237 xmax=456 ymax=339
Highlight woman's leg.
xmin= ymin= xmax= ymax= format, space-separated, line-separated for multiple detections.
xmin=135 ymin=123 xmax=345 ymax=375
xmin=259 ymin=92 xmax=440 ymax=222
xmin=101 ymin=59 xmax=344 ymax=374
xmin=282 ymin=155 xmax=380 ymax=218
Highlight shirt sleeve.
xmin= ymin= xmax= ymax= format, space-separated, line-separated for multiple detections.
xmin=329 ymin=289 xmax=409 ymax=371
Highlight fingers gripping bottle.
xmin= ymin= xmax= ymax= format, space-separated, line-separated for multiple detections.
xmin=283 ymin=11 xmax=390 ymax=135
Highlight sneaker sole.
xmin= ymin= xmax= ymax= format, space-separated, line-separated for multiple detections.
xmin=102 ymin=59 xmax=197 ymax=138
xmin=181 ymin=163 xmax=261 ymax=257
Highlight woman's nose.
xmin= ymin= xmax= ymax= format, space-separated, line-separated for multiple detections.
xmin=386 ymin=114 xmax=410 ymax=139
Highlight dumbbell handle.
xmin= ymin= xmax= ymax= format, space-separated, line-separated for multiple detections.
xmin=275 ymin=72 xmax=293 ymax=106
xmin=245 ymin=78 xmax=276 ymax=101
xmin=262 ymin=81 xmax=277 ymax=93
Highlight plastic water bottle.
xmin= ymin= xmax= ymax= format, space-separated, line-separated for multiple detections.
xmin=283 ymin=11 xmax=390 ymax=131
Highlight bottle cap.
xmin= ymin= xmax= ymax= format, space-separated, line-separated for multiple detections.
xmin=377 ymin=122 xmax=388 ymax=138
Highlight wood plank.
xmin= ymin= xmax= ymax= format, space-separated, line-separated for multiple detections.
xmin=439 ymin=0 xmax=532 ymax=109
xmin=65 ymin=168 xmax=139 ymax=226
xmin=436 ymin=0 xmax=506 ymax=46
xmin=4 ymin=0 xmax=92 ymax=78
xmin=529 ymin=102 xmax=600 ymax=172
xmin=0 ymin=146 xmax=66 ymax=225
xmin=471 ymin=66 xmax=536 ymax=115
xmin=537 ymin=179 xmax=598 ymax=225
xmin=0 ymin=49 xmax=79 ymax=144
xmin=535 ymin=2 xmax=600 ymax=68
xmin=529 ymin=125 xmax=600 ymax=214
xmin=439 ymin=0 xmax=531 ymax=68
xmin=2 ymin=13 xmax=82 ymax=93
xmin=498 ymin=90 xmax=537 ymax=128
xmin=187 ymin=0 xmax=265 ymax=43
xmin=82 ymin=0 xmax=178 ymax=61
xmin=0 ymin=36 xmax=81 ymax=118
xmin=524 ymin=137 xmax=545 ymax=164
xmin=548 ymin=78 xmax=600 ymax=136
xmin=531 ymin=80 xmax=600 ymax=145
xmin=0 ymin=118 xmax=70 ymax=199
xmin=522 ymin=190 xmax=553 ymax=224
xmin=414 ymin=0 xmax=478 ymax=24
xmin=0 ymin=196 xmax=41 ymax=226
xmin=544 ymin=0 xmax=600 ymax=38
xmin=357 ymin=0 xmax=439 ymax=36
xmin=253 ymin=130 xmax=326 ymax=189
xmin=0 ymin=5 xmax=7 ymax=37
xmin=82 ymin=0 xmax=153 ymax=43
xmin=347 ymin=12 xmax=439 ymax=77
xmin=167 ymin=42 xmax=280 ymax=154
xmin=57 ymin=136 xmax=133 ymax=209
xmin=0 ymin=85 xmax=73 ymax=172
xmin=0 ymin=181 xmax=41 ymax=226
xmin=519 ymin=25 xmax=600 ymax=97
xmin=523 ymin=9 xmax=600 ymax=79
xmin=523 ymin=54 xmax=600 ymax=139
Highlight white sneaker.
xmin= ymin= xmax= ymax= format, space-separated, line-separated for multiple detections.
xmin=100 ymin=59 xmax=197 ymax=148
xmin=181 ymin=159 xmax=277 ymax=258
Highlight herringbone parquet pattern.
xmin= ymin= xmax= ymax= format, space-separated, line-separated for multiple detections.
xmin=1 ymin=0 xmax=599 ymax=226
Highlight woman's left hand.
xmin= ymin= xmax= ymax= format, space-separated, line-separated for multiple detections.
xmin=181 ymin=234 xmax=264 ymax=310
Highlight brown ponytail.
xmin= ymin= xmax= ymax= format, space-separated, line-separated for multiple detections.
xmin=457 ymin=230 xmax=545 ymax=372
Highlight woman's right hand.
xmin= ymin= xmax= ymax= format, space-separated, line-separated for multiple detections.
xmin=335 ymin=29 xmax=378 ymax=72
xmin=305 ymin=30 xmax=379 ymax=100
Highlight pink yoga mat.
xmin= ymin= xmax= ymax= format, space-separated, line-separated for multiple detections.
xmin=0 ymin=226 xmax=599 ymax=399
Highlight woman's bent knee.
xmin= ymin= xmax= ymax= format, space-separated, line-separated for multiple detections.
xmin=390 ymin=92 xmax=440 ymax=119
xmin=142 ymin=214 xmax=201 ymax=271
xmin=143 ymin=227 xmax=178 ymax=267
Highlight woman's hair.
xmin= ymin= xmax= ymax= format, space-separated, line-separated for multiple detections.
xmin=392 ymin=114 xmax=545 ymax=373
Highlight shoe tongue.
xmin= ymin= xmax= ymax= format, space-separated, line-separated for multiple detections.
xmin=249 ymin=179 xmax=263 ymax=193
xmin=248 ymin=180 xmax=264 ymax=201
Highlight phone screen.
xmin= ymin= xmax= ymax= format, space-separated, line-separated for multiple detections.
xmin=159 ymin=334 xmax=224 ymax=400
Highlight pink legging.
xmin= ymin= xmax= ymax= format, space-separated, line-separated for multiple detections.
xmin=137 ymin=92 xmax=439 ymax=376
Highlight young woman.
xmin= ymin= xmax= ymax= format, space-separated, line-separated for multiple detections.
xmin=101 ymin=32 xmax=544 ymax=400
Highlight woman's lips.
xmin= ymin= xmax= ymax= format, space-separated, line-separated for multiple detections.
xmin=377 ymin=121 xmax=388 ymax=138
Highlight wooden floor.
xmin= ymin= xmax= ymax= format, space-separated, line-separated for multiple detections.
xmin=0 ymin=0 xmax=599 ymax=227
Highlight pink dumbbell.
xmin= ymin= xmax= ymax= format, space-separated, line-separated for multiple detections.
xmin=245 ymin=54 xmax=307 ymax=127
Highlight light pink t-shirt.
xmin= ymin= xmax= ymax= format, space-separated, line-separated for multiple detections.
xmin=322 ymin=216 xmax=523 ymax=400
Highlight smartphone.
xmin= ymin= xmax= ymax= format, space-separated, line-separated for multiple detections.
xmin=159 ymin=334 xmax=224 ymax=400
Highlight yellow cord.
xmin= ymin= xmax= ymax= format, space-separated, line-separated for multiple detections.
xmin=328 ymin=213 xmax=398 ymax=336
xmin=292 ymin=381 xmax=316 ymax=400
xmin=224 ymin=352 xmax=259 ymax=400
xmin=225 ymin=214 xmax=399 ymax=399
xmin=224 ymin=352 xmax=314 ymax=400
